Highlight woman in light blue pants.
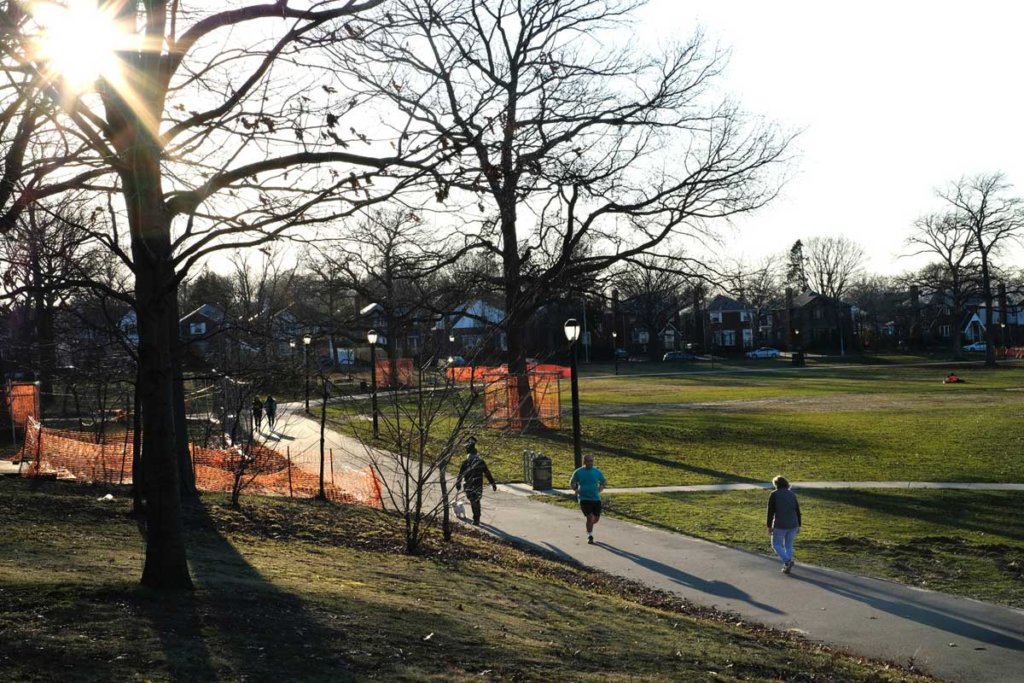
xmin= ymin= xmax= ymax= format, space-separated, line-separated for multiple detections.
xmin=767 ymin=475 xmax=802 ymax=574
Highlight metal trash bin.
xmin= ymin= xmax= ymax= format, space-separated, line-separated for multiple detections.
xmin=792 ymin=351 xmax=805 ymax=367
xmin=531 ymin=454 xmax=552 ymax=490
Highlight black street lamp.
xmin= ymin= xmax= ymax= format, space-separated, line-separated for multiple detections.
xmin=303 ymin=335 xmax=312 ymax=413
xmin=564 ymin=318 xmax=582 ymax=469
xmin=367 ymin=329 xmax=379 ymax=439
xmin=612 ymin=330 xmax=619 ymax=376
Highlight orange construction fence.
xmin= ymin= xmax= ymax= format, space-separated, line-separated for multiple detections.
xmin=17 ymin=417 xmax=382 ymax=508
xmin=482 ymin=369 xmax=561 ymax=431
xmin=377 ymin=358 xmax=414 ymax=389
xmin=999 ymin=346 xmax=1024 ymax=359
xmin=3 ymin=382 xmax=39 ymax=430
xmin=447 ymin=363 xmax=570 ymax=383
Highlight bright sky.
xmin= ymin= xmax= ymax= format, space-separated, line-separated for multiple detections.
xmin=639 ymin=0 xmax=1024 ymax=275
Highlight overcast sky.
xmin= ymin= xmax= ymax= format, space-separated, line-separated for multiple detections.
xmin=638 ymin=0 xmax=1024 ymax=275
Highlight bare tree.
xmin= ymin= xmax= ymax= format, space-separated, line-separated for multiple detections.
xmin=0 ymin=201 xmax=109 ymax=400
xmin=804 ymin=236 xmax=865 ymax=354
xmin=614 ymin=254 xmax=698 ymax=360
xmin=936 ymin=173 xmax=1024 ymax=366
xmin=0 ymin=0 xmax=437 ymax=590
xmin=906 ymin=212 xmax=980 ymax=356
xmin=804 ymin=236 xmax=866 ymax=301
xmin=725 ymin=255 xmax=782 ymax=346
xmin=334 ymin=0 xmax=791 ymax=423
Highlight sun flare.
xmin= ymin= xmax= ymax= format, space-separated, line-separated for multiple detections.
xmin=30 ymin=1 xmax=128 ymax=93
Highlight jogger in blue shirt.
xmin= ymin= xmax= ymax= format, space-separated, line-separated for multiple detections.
xmin=569 ymin=454 xmax=607 ymax=544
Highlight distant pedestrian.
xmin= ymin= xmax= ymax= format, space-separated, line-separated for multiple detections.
xmin=767 ymin=475 xmax=802 ymax=574
xmin=251 ymin=397 xmax=264 ymax=432
xmin=455 ymin=437 xmax=497 ymax=526
xmin=264 ymin=395 xmax=277 ymax=431
xmin=569 ymin=454 xmax=606 ymax=545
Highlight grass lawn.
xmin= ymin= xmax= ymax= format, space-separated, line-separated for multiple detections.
xmin=554 ymin=488 xmax=1024 ymax=608
xmin=0 ymin=479 xmax=935 ymax=682
xmin=332 ymin=363 xmax=1024 ymax=488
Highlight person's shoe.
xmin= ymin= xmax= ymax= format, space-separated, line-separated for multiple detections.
xmin=782 ymin=561 xmax=793 ymax=574
xmin=587 ymin=535 xmax=594 ymax=544
xmin=472 ymin=519 xmax=480 ymax=526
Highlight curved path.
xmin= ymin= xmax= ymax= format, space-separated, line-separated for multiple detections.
xmin=270 ymin=402 xmax=1024 ymax=683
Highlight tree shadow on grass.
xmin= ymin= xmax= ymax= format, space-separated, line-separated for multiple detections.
xmin=133 ymin=499 xmax=357 ymax=682
xmin=540 ymin=431 xmax=766 ymax=484
xmin=799 ymin=489 xmax=1024 ymax=543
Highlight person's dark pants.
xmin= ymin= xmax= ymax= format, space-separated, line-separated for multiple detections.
xmin=466 ymin=488 xmax=483 ymax=523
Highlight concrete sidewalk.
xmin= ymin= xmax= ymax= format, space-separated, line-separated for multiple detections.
xmin=273 ymin=405 xmax=1024 ymax=682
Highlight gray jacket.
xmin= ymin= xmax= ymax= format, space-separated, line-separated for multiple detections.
xmin=767 ymin=488 xmax=801 ymax=530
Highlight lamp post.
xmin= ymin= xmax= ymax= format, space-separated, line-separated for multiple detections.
xmin=367 ymin=329 xmax=379 ymax=439
xmin=564 ymin=318 xmax=583 ymax=469
xmin=612 ymin=331 xmax=619 ymax=376
xmin=303 ymin=335 xmax=312 ymax=413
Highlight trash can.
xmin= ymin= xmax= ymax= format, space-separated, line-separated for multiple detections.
xmin=792 ymin=351 xmax=805 ymax=367
xmin=531 ymin=454 xmax=552 ymax=490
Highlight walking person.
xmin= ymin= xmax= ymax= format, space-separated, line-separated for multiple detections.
xmin=767 ymin=475 xmax=802 ymax=574
xmin=251 ymin=397 xmax=264 ymax=433
xmin=455 ymin=437 xmax=497 ymax=526
xmin=570 ymin=454 xmax=606 ymax=545
xmin=264 ymin=395 xmax=277 ymax=431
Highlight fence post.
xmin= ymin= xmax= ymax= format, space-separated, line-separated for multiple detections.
xmin=330 ymin=448 xmax=335 ymax=488
xmin=287 ymin=446 xmax=293 ymax=497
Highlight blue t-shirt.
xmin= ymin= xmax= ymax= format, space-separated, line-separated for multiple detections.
xmin=569 ymin=466 xmax=606 ymax=501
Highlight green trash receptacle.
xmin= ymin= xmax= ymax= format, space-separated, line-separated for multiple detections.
xmin=532 ymin=455 xmax=552 ymax=490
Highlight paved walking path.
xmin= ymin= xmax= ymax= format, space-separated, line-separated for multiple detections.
xmin=268 ymin=403 xmax=1024 ymax=683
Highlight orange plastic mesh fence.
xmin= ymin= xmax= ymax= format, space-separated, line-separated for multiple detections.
xmin=3 ymin=382 xmax=40 ymax=428
xmin=447 ymin=363 xmax=570 ymax=383
xmin=377 ymin=358 xmax=413 ymax=389
xmin=18 ymin=417 xmax=382 ymax=508
xmin=482 ymin=370 xmax=561 ymax=431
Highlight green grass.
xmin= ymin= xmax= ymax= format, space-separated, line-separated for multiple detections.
xmin=551 ymin=488 xmax=1024 ymax=608
xmin=0 ymin=479 xmax=934 ymax=682
xmin=329 ymin=364 xmax=1024 ymax=487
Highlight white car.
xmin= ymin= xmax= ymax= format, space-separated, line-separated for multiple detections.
xmin=962 ymin=342 xmax=987 ymax=352
xmin=746 ymin=347 xmax=780 ymax=359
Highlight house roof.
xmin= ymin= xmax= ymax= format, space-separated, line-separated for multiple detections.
xmin=180 ymin=303 xmax=225 ymax=324
xmin=444 ymin=300 xmax=505 ymax=330
xmin=707 ymin=294 xmax=749 ymax=312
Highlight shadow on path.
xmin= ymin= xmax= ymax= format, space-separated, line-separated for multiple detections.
xmin=597 ymin=543 xmax=784 ymax=615
xmin=796 ymin=570 xmax=1024 ymax=650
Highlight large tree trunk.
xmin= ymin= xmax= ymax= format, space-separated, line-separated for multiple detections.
xmin=981 ymin=260 xmax=996 ymax=367
xmin=170 ymin=296 xmax=196 ymax=497
xmin=122 ymin=141 xmax=192 ymax=590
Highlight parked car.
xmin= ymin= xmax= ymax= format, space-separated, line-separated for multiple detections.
xmin=439 ymin=355 xmax=466 ymax=368
xmin=614 ymin=348 xmax=629 ymax=360
xmin=662 ymin=350 xmax=698 ymax=362
xmin=962 ymin=342 xmax=988 ymax=352
xmin=746 ymin=347 xmax=781 ymax=359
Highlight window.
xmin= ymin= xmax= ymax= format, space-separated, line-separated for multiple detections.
xmin=743 ymin=329 xmax=753 ymax=347
xmin=662 ymin=330 xmax=675 ymax=346
xmin=407 ymin=333 xmax=421 ymax=352
xmin=813 ymin=308 xmax=823 ymax=320
xmin=740 ymin=311 xmax=750 ymax=322
xmin=709 ymin=311 xmax=723 ymax=323
xmin=721 ymin=330 xmax=736 ymax=347
xmin=939 ymin=324 xmax=952 ymax=338
xmin=189 ymin=321 xmax=206 ymax=336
